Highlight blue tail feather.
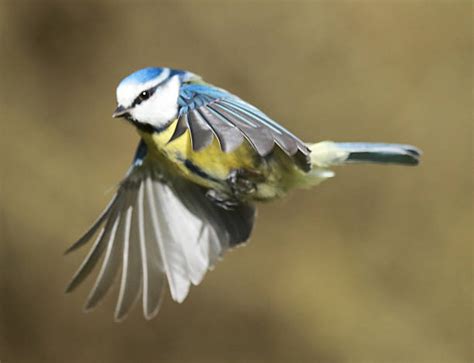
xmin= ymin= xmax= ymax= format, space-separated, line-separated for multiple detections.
xmin=335 ymin=142 xmax=421 ymax=166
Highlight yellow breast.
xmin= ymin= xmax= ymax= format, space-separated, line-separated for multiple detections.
xmin=138 ymin=120 xmax=261 ymax=191
xmin=138 ymin=120 xmax=313 ymax=201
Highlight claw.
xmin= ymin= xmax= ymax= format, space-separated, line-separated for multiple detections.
xmin=205 ymin=189 xmax=240 ymax=210
xmin=226 ymin=169 xmax=263 ymax=197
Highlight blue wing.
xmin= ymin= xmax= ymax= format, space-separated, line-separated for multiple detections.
xmin=169 ymin=83 xmax=311 ymax=170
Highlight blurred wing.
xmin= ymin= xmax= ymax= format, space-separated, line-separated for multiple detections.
xmin=65 ymin=141 xmax=255 ymax=321
xmin=169 ymin=83 xmax=311 ymax=171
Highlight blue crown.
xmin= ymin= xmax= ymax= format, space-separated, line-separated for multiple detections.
xmin=119 ymin=67 xmax=188 ymax=87
xmin=119 ymin=67 xmax=165 ymax=86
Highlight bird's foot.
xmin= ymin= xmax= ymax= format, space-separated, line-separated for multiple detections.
xmin=226 ymin=169 xmax=263 ymax=198
xmin=205 ymin=189 xmax=240 ymax=210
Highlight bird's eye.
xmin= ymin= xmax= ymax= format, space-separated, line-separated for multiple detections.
xmin=138 ymin=90 xmax=150 ymax=101
xmin=132 ymin=89 xmax=154 ymax=107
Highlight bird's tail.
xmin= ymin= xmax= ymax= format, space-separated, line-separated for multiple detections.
xmin=309 ymin=141 xmax=421 ymax=168
xmin=300 ymin=141 xmax=421 ymax=187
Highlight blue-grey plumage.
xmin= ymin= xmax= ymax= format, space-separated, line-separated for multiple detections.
xmin=66 ymin=67 xmax=422 ymax=321
xmin=309 ymin=142 xmax=420 ymax=167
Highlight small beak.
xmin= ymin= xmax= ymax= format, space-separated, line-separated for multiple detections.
xmin=112 ymin=105 xmax=130 ymax=118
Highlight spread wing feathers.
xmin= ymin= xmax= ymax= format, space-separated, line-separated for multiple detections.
xmin=65 ymin=154 xmax=255 ymax=321
xmin=170 ymin=84 xmax=311 ymax=170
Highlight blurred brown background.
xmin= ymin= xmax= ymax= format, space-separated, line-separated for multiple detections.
xmin=0 ymin=1 xmax=471 ymax=362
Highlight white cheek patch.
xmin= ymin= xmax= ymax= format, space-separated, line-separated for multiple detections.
xmin=130 ymin=76 xmax=180 ymax=128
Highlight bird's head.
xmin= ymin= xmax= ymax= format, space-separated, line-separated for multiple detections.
xmin=113 ymin=67 xmax=196 ymax=130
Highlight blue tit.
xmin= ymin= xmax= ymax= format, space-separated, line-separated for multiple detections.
xmin=66 ymin=67 xmax=421 ymax=321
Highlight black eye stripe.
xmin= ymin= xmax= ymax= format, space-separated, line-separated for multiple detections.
xmin=132 ymin=82 xmax=161 ymax=107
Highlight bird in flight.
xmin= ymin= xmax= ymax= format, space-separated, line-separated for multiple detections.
xmin=66 ymin=67 xmax=421 ymax=321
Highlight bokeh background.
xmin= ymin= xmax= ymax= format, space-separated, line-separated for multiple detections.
xmin=0 ymin=1 xmax=471 ymax=362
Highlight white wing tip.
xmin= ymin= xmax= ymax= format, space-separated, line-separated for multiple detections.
xmin=170 ymin=284 xmax=191 ymax=304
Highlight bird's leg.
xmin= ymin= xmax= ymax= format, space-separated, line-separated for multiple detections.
xmin=206 ymin=169 xmax=264 ymax=209
xmin=205 ymin=189 xmax=240 ymax=210
xmin=226 ymin=168 xmax=264 ymax=198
